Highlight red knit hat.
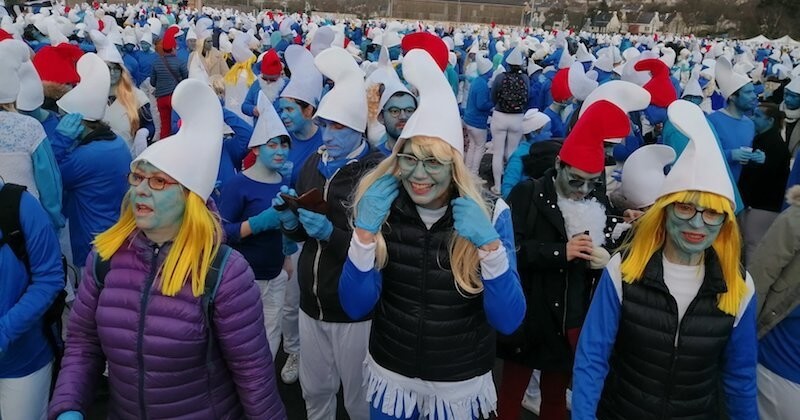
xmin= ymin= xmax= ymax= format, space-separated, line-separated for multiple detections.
xmin=559 ymin=100 xmax=631 ymax=173
xmin=401 ymin=32 xmax=448 ymax=71
xmin=261 ymin=49 xmax=282 ymax=79
xmin=0 ymin=29 xmax=12 ymax=41
xmin=551 ymin=68 xmax=572 ymax=103
xmin=33 ymin=44 xmax=84 ymax=85
xmin=162 ymin=26 xmax=179 ymax=51
xmin=634 ymin=58 xmax=677 ymax=108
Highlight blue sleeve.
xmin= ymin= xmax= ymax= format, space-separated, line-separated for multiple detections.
xmin=501 ymin=148 xmax=525 ymax=199
xmin=57 ymin=147 xmax=88 ymax=191
xmin=338 ymin=257 xmax=383 ymax=321
xmin=481 ymin=208 xmax=525 ymax=335
xmin=722 ymin=297 xmax=758 ymax=420
xmin=476 ymin=80 xmax=495 ymax=112
xmin=49 ymin=129 xmax=77 ymax=164
xmin=572 ymin=270 xmax=621 ymax=420
xmin=242 ymin=83 xmax=260 ymax=117
xmin=171 ymin=110 xmax=180 ymax=137
xmin=217 ymin=178 xmax=245 ymax=244
xmin=31 ymin=139 xmax=65 ymax=229
xmin=0 ymin=193 xmax=64 ymax=352
xmin=222 ymin=109 xmax=254 ymax=170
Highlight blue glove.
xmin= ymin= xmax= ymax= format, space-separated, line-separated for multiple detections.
xmin=730 ymin=148 xmax=752 ymax=165
xmin=298 ymin=208 xmax=334 ymax=241
xmin=355 ymin=174 xmax=399 ymax=233
xmin=271 ymin=186 xmax=299 ymax=229
xmin=451 ymin=197 xmax=499 ymax=247
xmin=278 ymin=161 xmax=294 ymax=180
xmin=248 ymin=207 xmax=281 ymax=234
xmin=282 ymin=235 xmax=298 ymax=256
xmin=57 ymin=411 xmax=84 ymax=420
xmin=55 ymin=113 xmax=84 ymax=141
xmin=750 ymin=149 xmax=766 ymax=164
xmin=611 ymin=168 xmax=623 ymax=182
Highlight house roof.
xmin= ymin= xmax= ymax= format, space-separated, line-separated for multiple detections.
xmin=590 ymin=11 xmax=614 ymax=26
xmin=628 ymin=12 xmax=656 ymax=25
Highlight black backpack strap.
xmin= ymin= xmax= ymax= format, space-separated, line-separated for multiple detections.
xmin=0 ymin=184 xmax=30 ymax=270
xmin=93 ymin=251 xmax=112 ymax=290
xmin=202 ymin=245 xmax=233 ymax=368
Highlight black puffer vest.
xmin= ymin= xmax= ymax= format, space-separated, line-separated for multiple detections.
xmin=369 ymin=191 xmax=496 ymax=381
xmin=598 ymin=249 xmax=735 ymax=420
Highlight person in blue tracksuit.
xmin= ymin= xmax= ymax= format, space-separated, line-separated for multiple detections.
xmin=462 ymin=56 xmax=494 ymax=175
xmin=338 ymin=49 xmax=525 ymax=420
xmin=572 ymin=101 xmax=757 ymax=420
xmin=0 ymin=183 xmax=64 ymax=419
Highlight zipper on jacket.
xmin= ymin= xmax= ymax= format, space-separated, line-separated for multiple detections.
xmin=137 ymin=245 xmax=160 ymax=420
xmin=416 ymin=232 xmax=431 ymax=376
xmin=660 ymin=291 xmax=701 ymax=420
xmin=312 ymin=168 xmax=341 ymax=320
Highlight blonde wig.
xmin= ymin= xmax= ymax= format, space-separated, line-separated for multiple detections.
xmin=93 ymin=188 xmax=223 ymax=298
xmin=619 ymin=190 xmax=745 ymax=316
xmin=113 ymin=68 xmax=141 ymax=138
xmin=353 ymin=136 xmax=490 ymax=294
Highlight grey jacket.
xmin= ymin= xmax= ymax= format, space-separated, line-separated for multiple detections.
xmin=750 ymin=185 xmax=800 ymax=338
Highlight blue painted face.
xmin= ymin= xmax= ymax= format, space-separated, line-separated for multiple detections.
xmin=398 ymin=141 xmax=453 ymax=210
xmin=319 ymin=119 xmax=363 ymax=161
xmin=256 ymin=137 xmax=290 ymax=171
xmin=785 ymin=90 xmax=800 ymax=110
xmin=277 ymin=98 xmax=310 ymax=134
xmin=665 ymin=200 xmax=724 ymax=262
xmin=380 ymin=93 xmax=416 ymax=141
xmin=139 ymin=41 xmax=152 ymax=52
xmin=554 ymin=162 xmax=603 ymax=200
xmin=123 ymin=44 xmax=136 ymax=53
xmin=751 ymin=107 xmax=773 ymax=134
xmin=732 ymin=83 xmax=757 ymax=113
xmin=130 ymin=162 xmax=186 ymax=238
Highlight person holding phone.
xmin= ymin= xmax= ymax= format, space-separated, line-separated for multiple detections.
xmin=338 ymin=49 xmax=525 ymax=420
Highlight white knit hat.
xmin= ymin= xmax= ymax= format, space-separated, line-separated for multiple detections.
xmin=281 ymin=44 xmax=324 ymax=108
xmin=56 ymin=53 xmax=110 ymax=121
xmin=579 ymin=80 xmax=650 ymax=119
xmin=397 ymin=49 xmax=463 ymax=155
xmin=249 ymin=93 xmax=289 ymax=148
xmin=568 ymin=62 xmax=599 ymax=102
xmin=715 ymin=57 xmax=751 ymax=100
xmin=313 ymin=47 xmax=367 ymax=132
xmin=90 ymin=29 xmax=123 ymax=64
xmin=522 ymin=108 xmax=550 ymax=135
xmin=621 ymin=144 xmax=676 ymax=209
xmin=658 ymin=100 xmax=735 ymax=205
xmin=0 ymin=40 xmax=30 ymax=104
xmin=132 ymin=79 xmax=223 ymax=201
xmin=16 ymin=60 xmax=44 ymax=112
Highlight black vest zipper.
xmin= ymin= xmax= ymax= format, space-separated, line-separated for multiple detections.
xmin=137 ymin=245 xmax=160 ymax=419
xmin=416 ymin=232 xmax=431 ymax=376
xmin=660 ymin=289 xmax=703 ymax=420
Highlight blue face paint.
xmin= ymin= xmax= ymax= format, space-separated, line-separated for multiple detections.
xmin=554 ymin=163 xmax=603 ymax=200
xmin=140 ymin=41 xmax=151 ymax=52
xmin=399 ymin=142 xmax=453 ymax=210
xmin=665 ymin=201 xmax=723 ymax=263
xmin=277 ymin=98 xmax=309 ymax=135
xmin=732 ymin=83 xmax=757 ymax=113
xmin=785 ymin=90 xmax=800 ymax=110
xmin=256 ymin=137 xmax=290 ymax=171
xmin=319 ymin=119 xmax=363 ymax=161
xmin=123 ymin=44 xmax=136 ymax=53
xmin=130 ymin=162 xmax=186 ymax=241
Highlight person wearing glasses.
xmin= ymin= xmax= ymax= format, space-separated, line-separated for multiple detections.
xmin=49 ymin=80 xmax=286 ymax=420
xmin=572 ymin=101 xmax=757 ymax=420
xmin=375 ymin=87 xmax=417 ymax=156
xmin=339 ymin=49 xmax=525 ymax=420
xmin=500 ymin=100 xmax=632 ymax=420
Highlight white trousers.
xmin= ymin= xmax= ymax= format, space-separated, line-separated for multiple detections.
xmin=281 ymin=246 xmax=302 ymax=355
xmin=256 ymin=271 xmax=288 ymax=361
xmin=0 ymin=361 xmax=52 ymax=420
xmin=464 ymin=124 xmax=488 ymax=175
xmin=490 ymin=111 xmax=524 ymax=190
xmin=299 ymin=311 xmax=371 ymax=420
xmin=757 ymin=363 xmax=800 ymax=420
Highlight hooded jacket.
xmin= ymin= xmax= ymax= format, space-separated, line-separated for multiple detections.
xmin=48 ymin=233 xmax=286 ymax=420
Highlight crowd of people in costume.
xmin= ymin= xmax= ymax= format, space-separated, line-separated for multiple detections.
xmin=2 ymin=1 xmax=800 ymax=419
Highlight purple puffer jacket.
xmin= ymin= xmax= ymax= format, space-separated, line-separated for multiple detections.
xmin=48 ymin=232 xmax=286 ymax=420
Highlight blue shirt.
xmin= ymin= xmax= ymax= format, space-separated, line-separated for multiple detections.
xmin=759 ymin=305 xmax=800 ymax=384
xmin=218 ymin=175 xmax=286 ymax=280
xmin=463 ymin=72 xmax=493 ymax=129
xmin=707 ymin=111 xmax=756 ymax=181
xmin=288 ymin=128 xmax=323 ymax=187
xmin=0 ymin=187 xmax=63 ymax=378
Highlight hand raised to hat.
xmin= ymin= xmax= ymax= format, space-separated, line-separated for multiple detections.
xmin=451 ymin=197 xmax=500 ymax=248
xmin=55 ymin=113 xmax=85 ymax=141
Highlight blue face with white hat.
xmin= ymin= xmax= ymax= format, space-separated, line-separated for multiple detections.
xmin=318 ymin=118 xmax=363 ymax=161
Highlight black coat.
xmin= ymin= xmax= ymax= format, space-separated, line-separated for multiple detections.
xmin=501 ymin=170 xmax=621 ymax=371
xmin=738 ymin=126 xmax=791 ymax=212
xmin=283 ymin=147 xmax=384 ymax=322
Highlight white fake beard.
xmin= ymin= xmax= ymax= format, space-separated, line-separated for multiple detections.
xmin=556 ymin=196 xmax=608 ymax=246
xmin=259 ymin=77 xmax=287 ymax=104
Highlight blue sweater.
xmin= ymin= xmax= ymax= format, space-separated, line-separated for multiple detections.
xmin=0 ymin=186 xmax=64 ymax=378
xmin=287 ymin=128 xmax=323 ymax=188
xmin=338 ymin=204 xmax=526 ymax=335
xmin=760 ymin=304 xmax=800 ymax=384
xmin=572 ymin=262 xmax=758 ymax=420
xmin=707 ymin=111 xmax=756 ymax=181
xmin=218 ymin=175 xmax=286 ymax=280
xmin=134 ymin=50 xmax=158 ymax=87
xmin=463 ymin=72 xmax=494 ymax=129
